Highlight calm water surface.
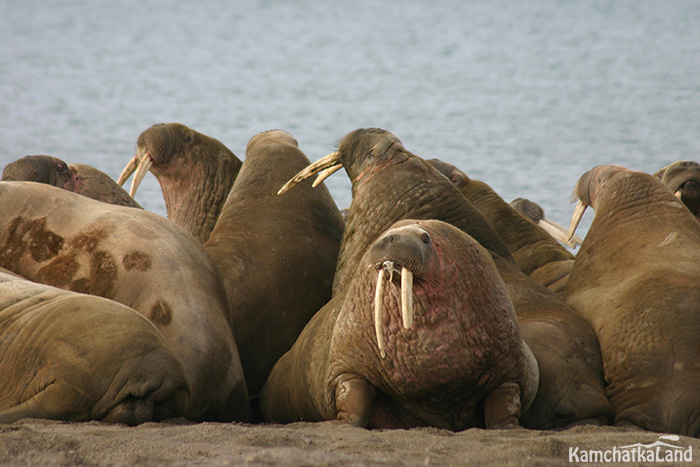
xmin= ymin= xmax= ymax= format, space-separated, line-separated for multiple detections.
xmin=2 ymin=1 xmax=699 ymax=238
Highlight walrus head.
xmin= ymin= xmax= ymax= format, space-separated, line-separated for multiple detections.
xmin=366 ymin=223 xmax=432 ymax=357
xmin=117 ymin=122 xmax=242 ymax=243
xmin=654 ymin=160 xmax=700 ymax=221
xmin=2 ymin=155 xmax=75 ymax=191
xmin=277 ymin=128 xmax=408 ymax=195
xmin=118 ymin=123 xmax=200 ymax=196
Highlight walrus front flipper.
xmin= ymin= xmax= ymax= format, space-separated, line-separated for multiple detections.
xmin=334 ymin=374 xmax=377 ymax=427
xmin=0 ymin=382 xmax=90 ymax=424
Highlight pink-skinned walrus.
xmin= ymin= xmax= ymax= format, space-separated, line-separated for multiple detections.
xmin=260 ymin=219 xmax=538 ymax=430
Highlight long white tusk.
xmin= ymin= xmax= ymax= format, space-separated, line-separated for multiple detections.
xmin=129 ymin=154 xmax=152 ymax=197
xmin=312 ymin=164 xmax=343 ymax=188
xmin=567 ymin=200 xmax=588 ymax=242
xmin=400 ymin=267 xmax=413 ymax=329
xmin=539 ymin=218 xmax=583 ymax=249
xmin=373 ymin=268 xmax=387 ymax=359
xmin=277 ymin=151 xmax=341 ymax=195
xmin=117 ymin=155 xmax=139 ymax=186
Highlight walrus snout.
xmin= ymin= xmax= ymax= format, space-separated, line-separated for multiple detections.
xmin=368 ymin=226 xmax=431 ymax=278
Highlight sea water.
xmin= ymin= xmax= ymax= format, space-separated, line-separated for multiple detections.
xmin=2 ymin=0 xmax=699 ymax=239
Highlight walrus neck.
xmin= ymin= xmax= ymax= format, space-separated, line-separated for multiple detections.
xmin=461 ymin=180 xmax=573 ymax=274
xmin=161 ymin=155 xmax=242 ymax=243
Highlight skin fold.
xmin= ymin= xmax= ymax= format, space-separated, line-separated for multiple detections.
xmin=0 ymin=268 xmax=189 ymax=425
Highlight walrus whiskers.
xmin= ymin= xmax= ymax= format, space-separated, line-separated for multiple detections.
xmin=129 ymin=153 xmax=153 ymax=197
xmin=374 ymin=267 xmax=387 ymax=359
xmin=277 ymin=151 xmax=341 ymax=195
xmin=401 ymin=267 xmax=413 ymax=329
xmin=567 ymin=200 xmax=588 ymax=242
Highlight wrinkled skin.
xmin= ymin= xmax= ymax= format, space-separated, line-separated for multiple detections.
xmin=326 ymin=128 xmax=514 ymax=295
xmin=2 ymin=155 xmax=141 ymax=208
xmin=260 ymin=220 xmax=538 ymax=430
xmin=0 ymin=269 xmax=189 ymax=425
xmin=428 ymin=159 xmax=611 ymax=429
xmin=0 ymin=181 xmax=250 ymax=423
xmin=119 ymin=123 xmax=242 ymax=243
xmin=429 ymin=160 xmax=574 ymax=293
xmin=562 ymin=165 xmax=700 ymax=437
xmin=204 ymin=130 xmax=344 ymax=400
xmin=654 ymin=160 xmax=700 ymax=222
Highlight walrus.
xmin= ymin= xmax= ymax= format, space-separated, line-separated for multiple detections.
xmin=0 ymin=181 xmax=251 ymax=423
xmin=428 ymin=160 xmax=576 ymax=293
xmin=278 ymin=127 xmax=515 ymax=296
xmin=654 ymin=160 xmax=700 ymax=222
xmin=509 ymin=198 xmax=583 ymax=249
xmin=563 ymin=164 xmax=700 ymax=437
xmin=2 ymin=155 xmax=141 ymax=208
xmin=260 ymin=219 xmax=539 ymax=430
xmin=118 ymin=123 xmax=242 ymax=243
xmin=0 ymin=268 xmax=189 ymax=425
xmin=204 ymin=130 xmax=345 ymax=399
xmin=426 ymin=159 xmax=612 ymax=428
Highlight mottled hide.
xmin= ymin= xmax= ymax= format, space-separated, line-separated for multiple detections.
xmin=0 ymin=181 xmax=250 ymax=422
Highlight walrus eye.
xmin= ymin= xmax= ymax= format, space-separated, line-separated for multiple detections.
xmin=183 ymin=134 xmax=192 ymax=143
xmin=450 ymin=175 xmax=458 ymax=183
xmin=421 ymin=232 xmax=431 ymax=244
xmin=56 ymin=162 xmax=68 ymax=172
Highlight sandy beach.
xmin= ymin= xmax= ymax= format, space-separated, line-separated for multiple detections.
xmin=1 ymin=419 xmax=698 ymax=466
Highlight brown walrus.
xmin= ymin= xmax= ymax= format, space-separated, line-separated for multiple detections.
xmin=260 ymin=219 xmax=539 ymax=430
xmin=278 ymin=128 xmax=515 ymax=297
xmin=427 ymin=159 xmax=612 ymax=428
xmin=118 ymin=123 xmax=242 ymax=243
xmin=563 ymin=164 xmax=700 ymax=437
xmin=1 ymin=155 xmax=141 ymax=208
xmin=654 ymin=160 xmax=700 ymax=222
xmin=0 ymin=181 xmax=250 ymax=423
xmin=428 ymin=160 xmax=576 ymax=293
xmin=204 ymin=130 xmax=345 ymax=399
xmin=0 ymin=268 xmax=189 ymax=425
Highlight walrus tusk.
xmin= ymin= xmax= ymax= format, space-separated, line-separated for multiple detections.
xmin=312 ymin=164 xmax=343 ymax=188
xmin=129 ymin=154 xmax=153 ymax=197
xmin=374 ymin=267 xmax=387 ymax=359
xmin=117 ymin=155 xmax=139 ymax=186
xmin=567 ymin=200 xmax=588 ymax=242
xmin=401 ymin=267 xmax=413 ymax=329
xmin=277 ymin=151 xmax=341 ymax=195
xmin=539 ymin=218 xmax=584 ymax=249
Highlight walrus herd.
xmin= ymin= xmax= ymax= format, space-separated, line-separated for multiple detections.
xmin=1 ymin=124 xmax=698 ymax=438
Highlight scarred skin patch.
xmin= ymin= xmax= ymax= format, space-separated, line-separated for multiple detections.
xmin=150 ymin=300 xmax=173 ymax=326
xmin=0 ymin=217 xmax=65 ymax=269
xmin=123 ymin=251 xmax=152 ymax=272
